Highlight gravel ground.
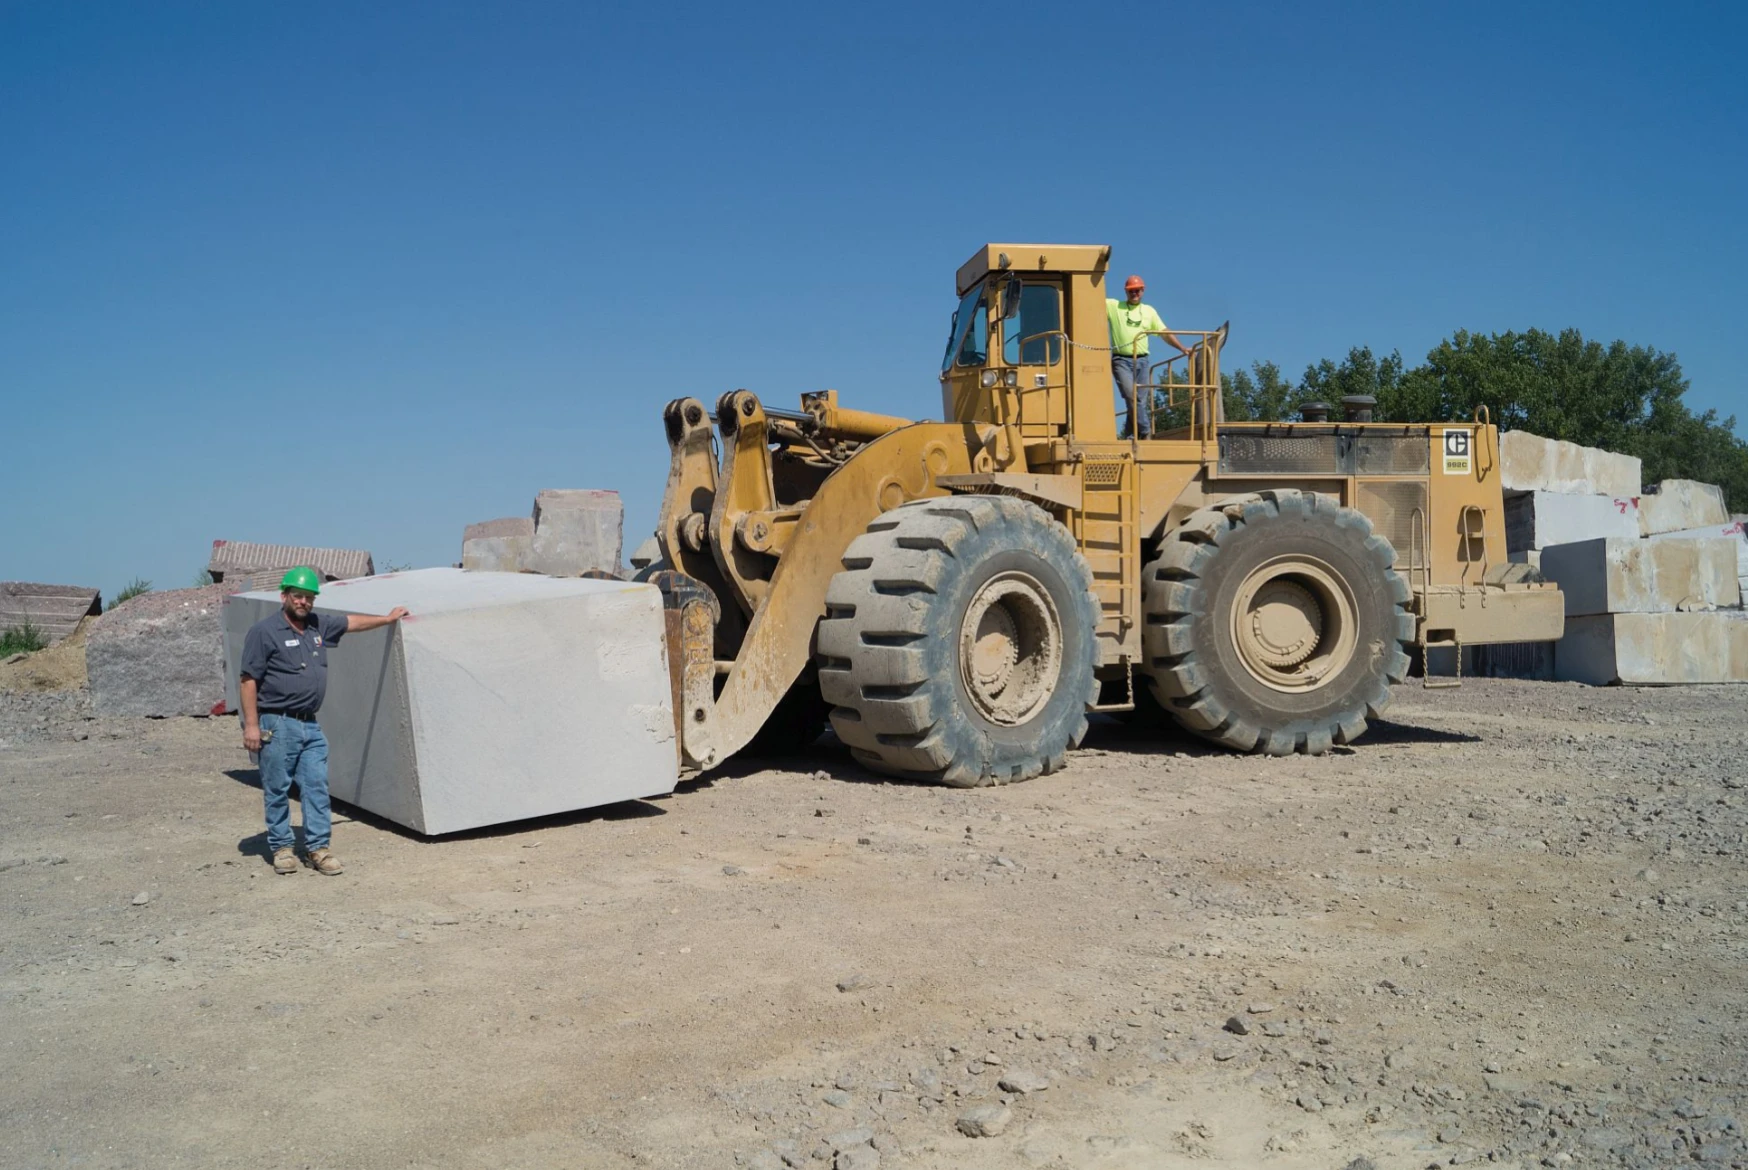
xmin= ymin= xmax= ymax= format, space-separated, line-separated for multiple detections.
xmin=1 ymin=677 xmax=1744 ymax=1169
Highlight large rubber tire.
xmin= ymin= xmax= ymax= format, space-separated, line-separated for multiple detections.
xmin=817 ymin=496 xmax=1100 ymax=787
xmin=1141 ymin=489 xmax=1413 ymax=756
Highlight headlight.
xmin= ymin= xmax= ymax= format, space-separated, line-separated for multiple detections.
xmin=1004 ymin=370 xmax=1018 ymax=388
xmin=980 ymin=370 xmax=998 ymax=388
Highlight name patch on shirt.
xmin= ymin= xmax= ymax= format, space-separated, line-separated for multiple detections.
xmin=284 ymin=639 xmax=301 ymax=647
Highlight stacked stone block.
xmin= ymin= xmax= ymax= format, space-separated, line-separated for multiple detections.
xmin=1540 ymin=537 xmax=1740 ymax=616
xmin=461 ymin=517 xmax=535 ymax=572
xmin=1491 ymin=432 xmax=1743 ymax=684
xmin=459 ymin=489 xmax=624 ymax=577
xmin=1637 ymin=480 xmax=1729 ymax=537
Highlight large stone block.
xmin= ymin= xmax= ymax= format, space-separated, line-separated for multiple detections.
xmin=87 ymin=584 xmax=232 ymax=716
xmin=1504 ymin=491 xmax=1639 ymax=553
xmin=1556 ymin=612 xmax=1748 ymax=685
xmin=461 ymin=516 xmax=534 ymax=572
xmin=1539 ymin=537 xmax=1740 ymax=616
xmin=1646 ymin=521 xmax=1748 ymax=581
xmin=529 ymin=489 xmax=624 ymax=576
xmin=221 ymin=568 xmax=675 ymax=835
xmin=1638 ymin=480 xmax=1729 ymax=537
xmin=1499 ymin=431 xmax=1642 ymax=498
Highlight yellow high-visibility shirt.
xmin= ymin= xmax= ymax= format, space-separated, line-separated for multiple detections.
xmin=1107 ymin=299 xmax=1168 ymax=357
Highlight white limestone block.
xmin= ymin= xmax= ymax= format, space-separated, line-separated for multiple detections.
xmin=1500 ymin=431 xmax=1642 ymax=498
xmin=222 ymin=568 xmax=675 ymax=834
xmin=1539 ymin=537 xmax=1741 ymax=616
xmin=1556 ymin=612 xmax=1748 ymax=685
xmin=1504 ymin=491 xmax=1639 ymax=553
xmin=1646 ymin=520 xmax=1748 ymax=583
xmin=1638 ymin=480 xmax=1729 ymax=537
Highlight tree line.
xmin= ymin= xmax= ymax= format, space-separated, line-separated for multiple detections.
xmin=1163 ymin=327 xmax=1745 ymax=510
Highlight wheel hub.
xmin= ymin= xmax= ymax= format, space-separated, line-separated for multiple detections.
xmin=1229 ymin=556 xmax=1359 ymax=693
xmin=959 ymin=572 xmax=1063 ymax=726
xmin=1247 ymin=578 xmax=1322 ymax=669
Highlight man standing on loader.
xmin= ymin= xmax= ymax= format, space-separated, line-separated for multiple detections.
xmin=1107 ymin=274 xmax=1192 ymax=438
xmin=239 ymin=567 xmax=408 ymax=876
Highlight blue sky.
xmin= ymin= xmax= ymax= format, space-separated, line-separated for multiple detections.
xmin=4 ymin=1 xmax=1744 ymax=601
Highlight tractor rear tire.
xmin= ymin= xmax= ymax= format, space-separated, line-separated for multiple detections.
xmin=1141 ymin=490 xmax=1413 ymax=755
xmin=817 ymin=496 xmax=1100 ymax=787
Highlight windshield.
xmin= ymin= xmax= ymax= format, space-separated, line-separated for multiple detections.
xmin=941 ymin=286 xmax=988 ymax=372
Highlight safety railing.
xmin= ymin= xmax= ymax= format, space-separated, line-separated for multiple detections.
xmin=985 ymin=326 xmax=1223 ymax=445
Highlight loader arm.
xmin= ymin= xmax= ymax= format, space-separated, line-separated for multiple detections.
xmin=701 ymin=420 xmax=982 ymax=767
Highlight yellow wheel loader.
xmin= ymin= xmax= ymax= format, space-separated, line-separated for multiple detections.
xmin=643 ymin=243 xmax=1564 ymax=785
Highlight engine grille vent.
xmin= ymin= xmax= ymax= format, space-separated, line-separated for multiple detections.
xmin=1217 ymin=427 xmax=1432 ymax=477
xmin=1218 ymin=433 xmax=1343 ymax=475
xmin=1357 ymin=480 xmax=1428 ymax=567
xmin=1353 ymin=435 xmax=1431 ymax=475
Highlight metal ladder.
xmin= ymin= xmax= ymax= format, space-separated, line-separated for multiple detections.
xmin=1410 ymin=505 xmax=1462 ymax=689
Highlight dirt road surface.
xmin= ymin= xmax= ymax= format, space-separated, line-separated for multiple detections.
xmin=2 ymin=679 xmax=1745 ymax=1170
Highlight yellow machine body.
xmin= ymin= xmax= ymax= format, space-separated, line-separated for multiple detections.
xmin=652 ymin=243 xmax=1563 ymax=772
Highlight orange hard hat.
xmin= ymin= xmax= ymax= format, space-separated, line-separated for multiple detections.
xmin=1124 ymin=275 xmax=1145 ymax=292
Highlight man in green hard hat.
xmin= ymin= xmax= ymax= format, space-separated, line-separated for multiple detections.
xmin=238 ymin=567 xmax=408 ymax=876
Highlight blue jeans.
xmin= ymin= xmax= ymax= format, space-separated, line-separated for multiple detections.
xmin=258 ymin=714 xmax=331 ymax=852
xmin=1113 ymin=354 xmax=1152 ymax=438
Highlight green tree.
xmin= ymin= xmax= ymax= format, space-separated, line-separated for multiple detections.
xmin=1389 ymin=328 xmax=1746 ymax=506
xmin=1221 ymin=361 xmax=1298 ymax=421
xmin=1301 ymin=347 xmax=1410 ymax=416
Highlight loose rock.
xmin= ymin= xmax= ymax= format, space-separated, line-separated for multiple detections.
xmin=956 ymin=1103 xmax=1012 ymax=1138
xmin=997 ymin=1068 xmax=1050 ymax=1094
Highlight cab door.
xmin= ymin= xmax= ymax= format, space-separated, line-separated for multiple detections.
xmin=1000 ymin=279 xmax=1068 ymax=437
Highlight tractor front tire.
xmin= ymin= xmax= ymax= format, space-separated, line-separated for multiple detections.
xmin=1141 ymin=490 xmax=1413 ymax=755
xmin=818 ymin=496 xmax=1100 ymax=787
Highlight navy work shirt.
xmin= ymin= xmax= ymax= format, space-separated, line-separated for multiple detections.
xmin=239 ymin=610 xmax=349 ymax=713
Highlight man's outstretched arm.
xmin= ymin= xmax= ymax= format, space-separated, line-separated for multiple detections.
xmin=345 ymin=607 xmax=409 ymax=634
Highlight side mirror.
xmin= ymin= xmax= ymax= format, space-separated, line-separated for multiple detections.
xmin=1001 ymin=275 xmax=1023 ymax=320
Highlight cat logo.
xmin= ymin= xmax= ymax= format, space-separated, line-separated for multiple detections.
xmin=1442 ymin=428 xmax=1472 ymax=476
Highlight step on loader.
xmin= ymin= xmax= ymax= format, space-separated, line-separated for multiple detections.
xmin=643 ymin=243 xmax=1565 ymax=785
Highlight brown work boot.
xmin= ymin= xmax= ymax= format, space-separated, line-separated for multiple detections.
xmin=305 ymin=848 xmax=344 ymax=876
xmin=271 ymin=846 xmax=298 ymax=876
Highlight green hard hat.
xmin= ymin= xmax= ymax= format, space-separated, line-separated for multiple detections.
xmin=280 ymin=566 xmax=322 ymax=594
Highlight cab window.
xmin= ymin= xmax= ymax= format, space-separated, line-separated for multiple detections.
xmin=942 ymin=286 xmax=989 ymax=371
xmin=1002 ymin=283 xmax=1063 ymax=366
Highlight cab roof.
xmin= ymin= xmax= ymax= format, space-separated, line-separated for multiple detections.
xmin=956 ymin=243 xmax=1112 ymax=297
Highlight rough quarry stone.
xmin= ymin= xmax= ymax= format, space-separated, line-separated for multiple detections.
xmin=86 ymin=584 xmax=232 ymax=717
xmin=1505 ymin=491 xmax=1639 ymax=552
xmin=0 ymin=582 xmax=101 ymax=644
xmin=1539 ymin=537 xmax=1740 ymax=616
xmin=530 ymin=489 xmax=623 ymax=576
xmin=221 ymin=568 xmax=676 ymax=834
xmin=461 ymin=516 xmax=534 ymax=572
xmin=1556 ymin=611 xmax=1748 ymax=685
xmin=1638 ymin=480 xmax=1730 ymax=537
xmin=1500 ymin=431 xmax=1641 ymax=498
